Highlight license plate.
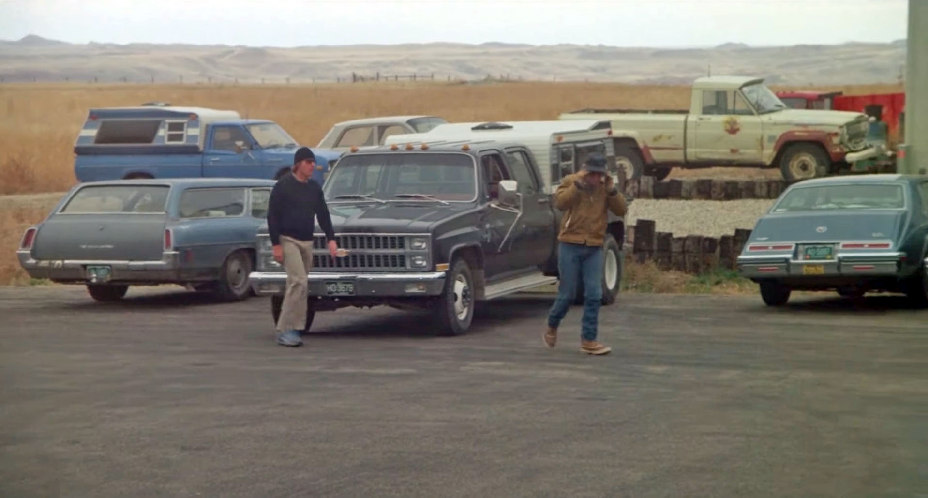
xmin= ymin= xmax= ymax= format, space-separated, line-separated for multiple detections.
xmin=86 ymin=265 xmax=112 ymax=282
xmin=802 ymin=244 xmax=834 ymax=260
xmin=802 ymin=264 xmax=825 ymax=275
xmin=325 ymin=281 xmax=355 ymax=296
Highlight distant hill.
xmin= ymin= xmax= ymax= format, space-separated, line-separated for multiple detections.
xmin=0 ymin=34 xmax=907 ymax=85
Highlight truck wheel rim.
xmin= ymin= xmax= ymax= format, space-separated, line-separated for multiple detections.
xmin=452 ymin=275 xmax=471 ymax=319
xmin=604 ymin=249 xmax=618 ymax=289
xmin=615 ymin=157 xmax=635 ymax=181
xmin=788 ymin=152 xmax=818 ymax=179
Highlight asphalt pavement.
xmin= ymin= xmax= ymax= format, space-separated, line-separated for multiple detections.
xmin=1 ymin=286 xmax=926 ymax=497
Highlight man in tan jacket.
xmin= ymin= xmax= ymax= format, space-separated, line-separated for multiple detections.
xmin=543 ymin=153 xmax=627 ymax=355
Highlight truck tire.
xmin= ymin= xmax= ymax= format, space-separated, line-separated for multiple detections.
xmin=270 ymin=294 xmax=317 ymax=332
xmin=615 ymin=144 xmax=645 ymax=182
xmin=87 ymin=284 xmax=128 ymax=302
xmin=215 ymin=250 xmax=253 ymax=301
xmin=433 ymin=258 xmax=474 ymax=336
xmin=646 ymin=165 xmax=673 ymax=181
xmin=779 ymin=143 xmax=829 ymax=182
xmin=759 ymin=281 xmax=791 ymax=306
xmin=573 ymin=235 xmax=622 ymax=306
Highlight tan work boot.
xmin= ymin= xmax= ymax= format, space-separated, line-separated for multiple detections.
xmin=543 ymin=326 xmax=557 ymax=348
xmin=580 ymin=340 xmax=612 ymax=355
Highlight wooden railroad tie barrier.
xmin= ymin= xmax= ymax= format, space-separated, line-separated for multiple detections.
xmin=627 ymin=219 xmax=754 ymax=274
xmin=622 ymin=178 xmax=787 ymax=200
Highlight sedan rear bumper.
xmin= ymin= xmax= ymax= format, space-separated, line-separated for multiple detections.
xmin=17 ymin=250 xmax=186 ymax=283
xmin=249 ymin=271 xmax=447 ymax=297
xmin=737 ymin=252 xmax=907 ymax=280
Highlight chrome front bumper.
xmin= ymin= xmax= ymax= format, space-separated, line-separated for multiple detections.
xmin=249 ymin=271 xmax=447 ymax=297
xmin=737 ymin=252 xmax=906 ymax=279
xmin=17 ymin=250 xmax=183 ymax=283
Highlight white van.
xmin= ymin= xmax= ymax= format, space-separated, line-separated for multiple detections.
xmin=384 ymin=120 xmax=616 ymax=192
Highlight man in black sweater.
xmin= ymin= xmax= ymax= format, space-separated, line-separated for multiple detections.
xmin=267 ymin=147 xmax=338 ymax=347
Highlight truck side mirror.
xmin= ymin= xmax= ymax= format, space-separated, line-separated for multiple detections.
xmin=498 ymin=180 xmax=519 ymax=207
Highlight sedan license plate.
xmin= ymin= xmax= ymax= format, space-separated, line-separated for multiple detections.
xmin=803 ymin=244 xmax=834 ymax=260
xmin=325 ymin=281 xmax=355 ymax=296
xmin=86 ymin=265 xmax=112 ymax=282
xmin=802 ymin=264 xmax=825 ymax=275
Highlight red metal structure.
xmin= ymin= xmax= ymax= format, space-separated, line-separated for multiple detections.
xmin=777 ymin=90 xmax=905 ymax=138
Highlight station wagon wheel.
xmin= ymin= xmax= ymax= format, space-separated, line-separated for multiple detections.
xmin=433 ymin=258 xmax=474 ymax=336
xmin=779 ymin=143 xmax=829 ymax=182
xmin=759 ymin=281 xmax=791 ymax=306
xmin=614 ymin=144 xmax=644 ymax=182
xmin=270 ymin=294 xmax=316 ymax=332
xmin=87 ymin=284 xmax=128 ymax=302
xmin=215 ymin=250 xmax=253 ymax=301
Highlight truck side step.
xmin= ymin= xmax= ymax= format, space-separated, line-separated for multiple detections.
xmin=482 ymin=271 xmax=558 ymax=300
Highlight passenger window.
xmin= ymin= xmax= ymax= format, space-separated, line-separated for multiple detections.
xmin=733 ymin=93 xmax=754 ymax=116
xmin=180 ymin=188 xmax=246 ymax=218
xmin=378 ymin=125 xmax=407 ymax=144
xmin=702 ymin=90 xmax=729 ymax=115
xmin=212 ymin=127 xmax=249 ymax=151
xmin=481 ymin=154 xmax=510 ymax=200
xmin=251 ymin=188 xmax=271 ymax=218
xmin=505 ymin=150 xmax=539 ymax=195
xmin=335 ymin=126 xmax=375 ymax=147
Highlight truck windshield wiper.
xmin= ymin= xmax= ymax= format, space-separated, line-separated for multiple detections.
xmin=331 ymin=194 xmax=386 ymax=203
xmin=393 ymin=194 xmax=449 ymax=205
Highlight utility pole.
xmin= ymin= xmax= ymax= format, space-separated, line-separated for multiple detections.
xmin=899 ymin=0 xmax=927 ymax=174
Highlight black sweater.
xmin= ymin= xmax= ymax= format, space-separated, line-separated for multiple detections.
xmin=267 ymin=173 xmax=336 ymax=245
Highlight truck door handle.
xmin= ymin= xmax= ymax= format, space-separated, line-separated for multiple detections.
xmin=208 ymin=157 xmax=220 ymax=162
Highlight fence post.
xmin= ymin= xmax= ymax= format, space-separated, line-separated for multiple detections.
xmin=718 ymin=235 xmax=735 ymax=269
xmin=701 ymin=237 xmax=719 ymax=272
xmin=671 ymin=237 xmax=687 ymax=271
xmin=684 ymin=235 xmax=704 ymax=273
xmin=655 ymin=232 xmax=673 ymax=270
xmin=633 ymin=219 xmax=656 ymax=263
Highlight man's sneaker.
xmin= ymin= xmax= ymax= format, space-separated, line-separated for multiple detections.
xmin=276 ymin=329 xmax=303 ymax=347
xmin=543 ymin=326 xmax=557 ymax=348
xmin=580 ymin=340 xmax=611 ymax=355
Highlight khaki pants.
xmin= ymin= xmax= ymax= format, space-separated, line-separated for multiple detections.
xmin=276 ymin=235 xmax=314 ymax=332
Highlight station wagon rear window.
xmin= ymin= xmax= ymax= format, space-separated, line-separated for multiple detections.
xmin=179 ymin=188 xmax=246 ymax=218
xmin=94 ymin=120 xmax=161 ymax=144
xmin=773 ymin=184 xmax=905 ymax=212
xmin=62 ymin=185 xmax=169 ymax=213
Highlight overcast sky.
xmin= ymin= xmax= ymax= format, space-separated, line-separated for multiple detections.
xmin=0 ymin=0 xmax=909 ymax=48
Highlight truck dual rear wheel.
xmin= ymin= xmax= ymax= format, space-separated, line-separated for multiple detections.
xmin=270 ymin=294 xmax=317 ymax=332
xmin=780 ymin=144 xmax=829 ymax=182
xmin=615 ymin=144 xmax=645 ymax=182
xmin=433 ymin=258 xmax=474 ymax=336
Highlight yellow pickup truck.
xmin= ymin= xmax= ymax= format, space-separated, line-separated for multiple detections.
xmin=561 ymin=76 xmax=874 ymax=182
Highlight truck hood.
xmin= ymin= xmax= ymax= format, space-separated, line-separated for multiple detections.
xmin=319 ymin=202 xmax=472 ymax=233
xmin=773 ymin=109 xmax=867 ymax=127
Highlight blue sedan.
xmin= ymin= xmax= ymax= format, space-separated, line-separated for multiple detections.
xmin=737 ymin=175 xmax=928 ymax=306
xmin=17 ymin=178 xmax=275 ymax=302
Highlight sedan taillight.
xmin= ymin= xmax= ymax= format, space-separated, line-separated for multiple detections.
xmin=20 ymin=227 xmax=37 ymax=250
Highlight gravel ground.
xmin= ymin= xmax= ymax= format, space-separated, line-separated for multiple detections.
xmin=625 ymin=198 xmax=776 ymax=238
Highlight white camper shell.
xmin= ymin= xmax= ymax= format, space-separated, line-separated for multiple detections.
xmin=384 ymin=120 xmax=615 ymax=192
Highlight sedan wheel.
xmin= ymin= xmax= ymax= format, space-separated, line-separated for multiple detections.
xmin=216 ymin=250 xmax=253 ymax=301
xmin=759 ymin=281 xmax=790 ymax=306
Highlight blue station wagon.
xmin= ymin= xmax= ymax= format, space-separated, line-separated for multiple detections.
xmin=737 ymin=175 xmax=928 ymax=306
xmin=17 ymin=178 xmax=275 ymax=302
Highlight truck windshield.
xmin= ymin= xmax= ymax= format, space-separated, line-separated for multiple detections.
xmin=741 ymin=83 xmax=788 ymax=114
xmin=246 ymin=123 xmax=298 ymax=149
xmin=325 ymin=152 xmax=477 ymax=202
xmin=773 ymin=184 xmax=905 ymax=212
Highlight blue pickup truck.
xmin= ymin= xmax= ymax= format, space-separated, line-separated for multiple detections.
xmin=74 ymin=105 xmax=337 ymax=184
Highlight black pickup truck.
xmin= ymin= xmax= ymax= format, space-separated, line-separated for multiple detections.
xmin=249 ymin=140 xmax=625 ymax=335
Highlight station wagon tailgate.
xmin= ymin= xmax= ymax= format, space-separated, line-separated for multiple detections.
xmin=33 ymin=214 xmax=167 ymax=261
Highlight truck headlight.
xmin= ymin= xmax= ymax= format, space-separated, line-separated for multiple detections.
xmin=409 ymin=255 xmax=428 ymax=268
xmin=408 ymin=237 xmax=429 ymax=251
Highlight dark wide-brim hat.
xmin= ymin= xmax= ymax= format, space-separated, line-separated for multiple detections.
xmin=582 ymin=153 xmax=608 ymax=173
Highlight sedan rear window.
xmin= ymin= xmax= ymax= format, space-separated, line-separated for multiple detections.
xmin=61 ymin=185 xmax=169 ymax=213
xmin=774 ymin=184 xmax=905 ymax=212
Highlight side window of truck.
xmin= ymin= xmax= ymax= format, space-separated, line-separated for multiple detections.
xmin=733 ymin=92 xmax=754 ymax=116
xmin=702 ymin=90 xmax=729 ymax=115
xmin=212 ymin=126 xmax=250 ymax=151
xmin=505 ymin=149 xmax=540 ymax=195
xmin=481 ymin=154 xmax=510 ymax=200
xmin=556 ymin=146 xmax=574 ymax=182
xmin=179 ymin=188 xmax=246 ymax=218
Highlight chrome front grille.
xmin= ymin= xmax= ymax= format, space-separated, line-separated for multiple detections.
xmin=845 ymin=119 xmax=869 ymax=150
xmin=312 ymin=234 xmax=408 ymax=271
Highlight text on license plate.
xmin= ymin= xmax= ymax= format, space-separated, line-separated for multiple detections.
xmin=802 ymin=264 xmax=825 ymax=275
xmin=802 ymin=244 xmax=834 ymax=260
xmin=325 ymin=281 xmax=355 ymax=296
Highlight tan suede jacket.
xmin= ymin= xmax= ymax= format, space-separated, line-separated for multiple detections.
xmin=553 ymin=172 xmax=628 ymax=246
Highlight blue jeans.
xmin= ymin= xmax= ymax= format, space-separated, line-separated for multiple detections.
xmin=547 ymin=242 xmax=603 ymax=342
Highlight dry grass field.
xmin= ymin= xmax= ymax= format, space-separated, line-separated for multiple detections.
xmin=0 ymin=81 xmax=903 ymax=286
